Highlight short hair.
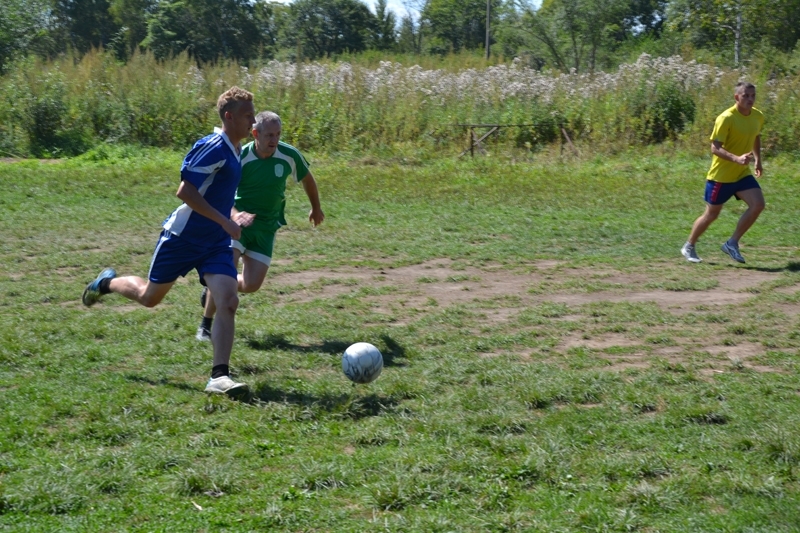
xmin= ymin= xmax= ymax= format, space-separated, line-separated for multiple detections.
xmin=254 ymin=111 xmax=282 ymax=132
xmin=735 ymin=81 xmax=756 ymax=94
xmin=217 ymin=86 xmax=253 ymax=120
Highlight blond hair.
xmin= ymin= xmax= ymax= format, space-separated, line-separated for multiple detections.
xmin=217 ymin=86 xmax=253 ymax=120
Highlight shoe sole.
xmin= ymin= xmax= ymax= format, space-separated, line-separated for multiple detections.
xmin=82 ymin=287 xmax=98 ymax=306
xmin=224 ymin=384 xmax=250 ymax=400
xmin=205 ymin=383 xmax=250 ymax=400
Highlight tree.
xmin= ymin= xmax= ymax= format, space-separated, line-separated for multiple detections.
xmin=288 ymin=0 xmax=376 ymax=58
xmin=397 ymin=4 xmax=424 ymax=54
xmin=53 ymin=0 xmax=120 ymax=53
xmin=518 ymin=0 xmax=644 ymax=72
xmin=421 ymin=0 xmax=501 ymax=52
xmin=108 ymin=0 xmax=157 ymax=58
xmin=372 ymin=0 xmax=398 ymax=50
xmin=667 ymin=0 xmax=800 ymax=66
xmin=142 ymin=0 xmax=275 ymax=62
xmin=0 ymin=0 xmax=52 ymax=71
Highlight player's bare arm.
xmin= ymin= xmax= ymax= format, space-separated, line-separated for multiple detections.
xmin=176 ymin=181 xmax=241 ymax=240
xmin=302 ymin=172 xmax=324 ymax=227
xmin=753 ymin=135 xmax=763 ymax=178
xmin=711 ymin=140 xmax=753 ymax=165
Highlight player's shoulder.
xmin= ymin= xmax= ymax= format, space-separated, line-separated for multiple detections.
xmin=276 ymin=141 xmax=303 ymax=157
xmin=717 ymin=105 xmax=737 ymax=120
xmin=240 ymin=141 xmax=256 ymax=157
xmin=751 ymin=107 xmax=765 ymax=120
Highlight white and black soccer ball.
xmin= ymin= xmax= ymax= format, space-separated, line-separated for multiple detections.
xmin=342 ymin=342 xmax=383 ymax=384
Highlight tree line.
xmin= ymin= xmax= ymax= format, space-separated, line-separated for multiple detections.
xmin=2 ymin=0 xmax=800 ymax=73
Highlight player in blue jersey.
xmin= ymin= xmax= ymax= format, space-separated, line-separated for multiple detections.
xmin=82 ymin=86 xmax=256 ymax=398
xmin=196 ymin=111 xmax=323 ymax=341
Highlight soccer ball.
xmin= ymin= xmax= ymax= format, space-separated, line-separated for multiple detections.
xmin=342 ymin=342 xmax=383 ymax=384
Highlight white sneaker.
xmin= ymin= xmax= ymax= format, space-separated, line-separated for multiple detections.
xmin=196 ymin=325 xmax=211 ymax=342
xmin=204 ymin=376 xmax=249 ymax=398
xmin=681 ymin=242 xmax=702 ymax=263
xmin=721 ymin=241 xmax=745 ymax=263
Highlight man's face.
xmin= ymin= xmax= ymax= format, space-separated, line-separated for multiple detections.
xmin=228 ymin=101 xmax=256 ymax=143
xmin=253 ymin=121 xmax=281 ymax=157
xmin=735 ymin=87 xmax=756 ymax=112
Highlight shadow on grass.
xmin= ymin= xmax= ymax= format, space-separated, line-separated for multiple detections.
xmin=246 ymin=333 xmax=407 ymax=367
xmin=740 ymin=261 xmax=800 ymax=273
xmin=124 ymin=374 xmax=198 ymax=392
xmin=249 ymin=384 xmax=398 ymax=419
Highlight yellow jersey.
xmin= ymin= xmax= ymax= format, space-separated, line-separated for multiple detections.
xmin=707 ymin=105 xmax=764 ymax=183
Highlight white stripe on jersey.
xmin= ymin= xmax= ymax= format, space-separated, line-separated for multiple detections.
xmin=273 ymin=149 xmax=299 ymax=182
xmin=187 ymin=160 xmax=225 ymax=175
xmin=164 ymin=170 xmax=220 ymax=235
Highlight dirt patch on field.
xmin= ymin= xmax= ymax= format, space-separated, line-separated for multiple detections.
xmin=267 ymin=259 xmax=783 ymax=374
xmin=271 ymin=258 xmax=776 ymax=311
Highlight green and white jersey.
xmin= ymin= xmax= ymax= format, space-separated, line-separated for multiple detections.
xmin=235 ymin=141 xmax=310 ymax=231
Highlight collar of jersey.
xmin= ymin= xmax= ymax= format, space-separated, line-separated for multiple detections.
xmin=213 ymin=127 xmax=241 ymax=156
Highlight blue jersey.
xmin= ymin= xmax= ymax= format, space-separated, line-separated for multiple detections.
xmin=162 ymin=129 xmax=241 ymax=246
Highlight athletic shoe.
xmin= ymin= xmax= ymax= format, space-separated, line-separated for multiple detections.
xmin=681 ymin=243 xmax=702 ymax=263
xmin=82 ymin=268 xmax=117 ymax=306
xmin=205 ymin=375 xmax=249 ymax=398
xmin=200 ymin=287 xmax=208 ymax=308
xmin=196 ymin=325 xmax=211 ymax=342
xmin=721 ymin=241 xmax=745 ymax=263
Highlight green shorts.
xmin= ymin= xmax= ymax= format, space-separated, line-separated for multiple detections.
xmin=233 ymin=224 xmax=277 ymax=266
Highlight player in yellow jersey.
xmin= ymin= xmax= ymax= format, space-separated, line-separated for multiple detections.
xmin=681 ymin=82 xmax=764 ymax=264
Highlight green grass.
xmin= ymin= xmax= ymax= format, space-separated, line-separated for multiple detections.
xmin=2 ymin=146 xmax=800 ymax=531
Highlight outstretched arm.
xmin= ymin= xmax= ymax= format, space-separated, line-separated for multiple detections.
xmin=301 ymin=173 xmax=324 ymax=227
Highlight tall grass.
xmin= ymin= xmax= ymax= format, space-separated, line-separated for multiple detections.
xmin=1 ymin=50 xmax=799 ymax=157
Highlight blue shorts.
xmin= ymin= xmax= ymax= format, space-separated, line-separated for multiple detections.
xmin=704 ymin=175 xmax=760 ymax=205
xmin=148 ymin=230 xmax=237 ymax=285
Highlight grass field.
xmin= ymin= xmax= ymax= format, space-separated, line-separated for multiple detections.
xmin=1 ymin=145 xmax=800 ymax=532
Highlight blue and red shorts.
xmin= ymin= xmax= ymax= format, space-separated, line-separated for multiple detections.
xmin=704 ymin=175 xmax=760 ymax=205
xmin=148 ymin=230 xmax=236 ymax=285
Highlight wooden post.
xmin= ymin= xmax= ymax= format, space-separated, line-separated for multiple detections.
xmin=485 ymin=0 xmax=491 ymax=60
xmin=470 ymin=127 xmax=475 ymax=158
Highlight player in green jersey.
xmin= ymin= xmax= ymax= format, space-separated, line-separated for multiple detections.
xmin=197 ymin=111 xmax=324 ymax=340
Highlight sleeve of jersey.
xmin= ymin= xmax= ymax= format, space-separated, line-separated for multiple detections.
xmin=709 ymin=114 xmax=729 ymax=144
xmin=294 ymin=151 xmax=311 ymax=183
xmin=180 ymin=141 xmax=226 ymax=189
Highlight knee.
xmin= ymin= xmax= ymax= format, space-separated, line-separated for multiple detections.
xmin=704 ymin=210 xmax=720 ymax=222
xmin=140 ymin=295 xmax=162 ymax=308
xmin=239 ymin=283 xmax=260 ymax=294
xmin=216 ymin=292 xmax=239 ymax=314
xmin=752 ymin=200 xmax=766 ymax=214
